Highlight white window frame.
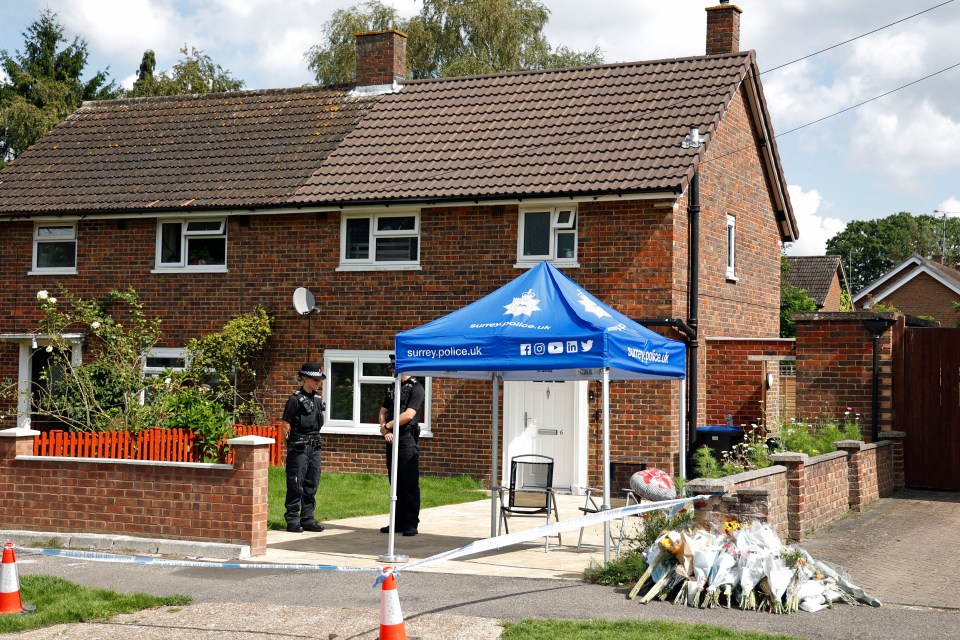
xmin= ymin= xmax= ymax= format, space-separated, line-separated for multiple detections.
xmin=141 ymin=347 xmax=187 ymax=403
xmin=726 ymin=215 xmax=737 ymax=280
xmin=31 ymin=221 xmax=78 ymax=275
xmin=339 ymin=211 xmax=421 ymax=270
xmin=323 ymin=349 xmax=431 ymax=436
xmin=516 ymin=205 xmax=579 ymax=267
xmin=153 ymin=218 xmax=228 ymax=273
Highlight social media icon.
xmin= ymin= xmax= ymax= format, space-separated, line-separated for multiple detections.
xmin=534 ymin=343 xmax=546 ymax=355
xmin=581 ymin=340 xmax=594 ymax=352
xmin=520 ymin=344 xmax=531 ymax=355
xmin=548 ymin=342 xmax=563 ymax=354
xmin=566 ymin=341 xmax=578 ymax=353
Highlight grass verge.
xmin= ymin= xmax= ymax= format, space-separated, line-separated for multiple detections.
xmin=0 ymin=575 xmax=190 ymax=634
xmin=267 ymin=468 xmax=487 ymax=529
xmin=501 ymin=619 xmax=803 ymax=640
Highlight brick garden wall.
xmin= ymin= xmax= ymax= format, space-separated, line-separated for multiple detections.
xmin=704 ymin=338 xmax=795 ymax=427
xmin=0 ymin=429 xmax=271 ymax=556
xmin=688 ymin=432 xmax=904 ymax=542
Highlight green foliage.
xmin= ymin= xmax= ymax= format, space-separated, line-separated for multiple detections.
xmin=777 ymin=416 xmax=863 ymax=457
xmin=826 ymin=211 xmax=960 ymax=293
xmin=124 ymin=46 xmax=245 ymax=97
xmin=185 ymin=305 xmax=273 ymax=424
xmin=692 ymin=444 xmax=723 ymax=479
xmin=584 ymin=549 xmax=648 ymax=585
xmin=0 ymin=9 xmax=118 ymax=165
xmin=151 ymin=380 xmax=234 ymax=462
xmin=839 ymin=287 xmax=853 ymax=312
xmin=501 ymin=618 xmax=803 ymax=640
xmin=780 ymin=256 xmax=817 ymax=337
xmin=305 ymin=0 xmax=604 ymax=85
xmin=0 ymin=575 xmax=190 ymax=634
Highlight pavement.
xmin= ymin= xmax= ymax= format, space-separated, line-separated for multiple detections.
xmin=6 ymin=489 xmax=960 ymax=639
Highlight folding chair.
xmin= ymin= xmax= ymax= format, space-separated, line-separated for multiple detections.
xmin=576 ymin=456 xmax=647 ymax=554
xmin=497 ymin=454 xmax=561 ymax=551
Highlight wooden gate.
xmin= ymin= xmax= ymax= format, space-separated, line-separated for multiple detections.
xmin=894 ymin=328 xmax=960 ymax=490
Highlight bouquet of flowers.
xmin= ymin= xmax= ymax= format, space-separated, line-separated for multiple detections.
xmin=628 ymin=521 xmax=880 ymax=613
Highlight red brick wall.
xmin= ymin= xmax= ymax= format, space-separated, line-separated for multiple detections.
xmin=876 ymin=272 xmax=960 ymax=326
xmin=798 ymin=452 xmax=848 ymax=537
xmin=704 ymin=338 xmax=795 ymax=427
xmin=838 ymin=440 xmax=894 ymax=509
xmin=0 ymin=432 xmax=270 ymax=555
xmin=706 ymin=5 xmax=742 ymax=55
xmin=821 ymin=274 xmax=844 ymax=312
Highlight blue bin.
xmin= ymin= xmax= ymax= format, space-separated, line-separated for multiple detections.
xmin=696 ymin=425 xmax=745 ymax=458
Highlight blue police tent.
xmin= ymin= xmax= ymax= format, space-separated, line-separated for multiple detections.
xmin=387 ymin=262 xmax=686 ymax=560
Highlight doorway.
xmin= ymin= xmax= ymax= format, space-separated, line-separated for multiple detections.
xmin=503 ymin=380 xmax=588 ymax=492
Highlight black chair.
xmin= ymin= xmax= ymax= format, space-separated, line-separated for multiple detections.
xmin=576 ymin=456 xmax=648 ymax=554
xmin=497 ymin=454 xmax=561 ymax=551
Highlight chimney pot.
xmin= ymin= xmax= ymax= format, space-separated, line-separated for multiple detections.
xmin=355 ymin=30 xmax=407 ymax=87
xmin=706 ymin=3 xmax=742 ymax=55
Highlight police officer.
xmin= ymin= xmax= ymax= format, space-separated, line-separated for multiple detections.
xmin=378 ymin=354 xmax=425 ymax=536
xmin=281 ymin=362 xmax=327 ymax=533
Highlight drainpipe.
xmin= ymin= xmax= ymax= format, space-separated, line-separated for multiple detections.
xmin=862 ymin=318 xmax=894 ymax=442
xmin=687 ymin=168 xmax=700 ymax=448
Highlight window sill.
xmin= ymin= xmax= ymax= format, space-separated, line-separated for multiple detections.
xmin=151 ymin=266 xmax=228 ymax=274
xmin=726 ymin=273 xmax=738 ymax=282
xmin=336 ymin=264 xmax=422 ymax=272
xmin=514 ymin=260 xmax=580 ymax=270
xmin=323 ymin=425 xmax=433 ymax=438
xmin=28 ymin=269 xmax=77 ymax=276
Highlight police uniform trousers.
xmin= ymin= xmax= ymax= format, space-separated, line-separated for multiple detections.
xmin=385 ymin=429 xmax=420 ymax=531
xmin=285 ymin=436 xmax=322 ymax=526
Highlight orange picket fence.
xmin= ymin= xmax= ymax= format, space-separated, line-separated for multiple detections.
xmin=31 ymin=424 xmax=284 ymax=466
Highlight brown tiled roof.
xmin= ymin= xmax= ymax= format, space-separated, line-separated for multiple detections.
xmin=0 ymin=87 xmax=378 ymax=214
xmin=783 ymin=256 xmax=844 ymax=307
xmin=294 ymin=52 xmax=760 ymax=204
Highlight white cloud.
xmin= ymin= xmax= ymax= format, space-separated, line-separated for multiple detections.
xmin=785 ymin=185 xmax=846 ymax=256
xmin=937 ymin=197 xmax=960 ymax=216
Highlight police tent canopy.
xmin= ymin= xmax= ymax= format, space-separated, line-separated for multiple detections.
xmin=390 ymin=261 xmax=686 ymax=560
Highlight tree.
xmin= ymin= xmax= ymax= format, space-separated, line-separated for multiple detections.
xmin=780 ymin=257 xmax=817 ymax=338
xmin=825 ymin=211 xmax=960 ymax=293
xmin=305 ymin=0 xmax=604 ymax=85
xmin=125 ymin=46 xmax=245 ymax=98
xmin=0 ymin=9 xmax=117 ymax=167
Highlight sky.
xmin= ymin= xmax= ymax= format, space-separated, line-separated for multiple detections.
xmin=2 ymin=0 xmax=960 ymax=256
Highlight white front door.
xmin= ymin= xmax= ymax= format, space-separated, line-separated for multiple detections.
xmin=503 ymin=380 xmax=587 ymax=491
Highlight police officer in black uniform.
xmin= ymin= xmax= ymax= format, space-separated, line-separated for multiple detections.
xmin=378 ymin=354 xmax=425 ymax=536
xmin=281 ymin=362 xmax=327 ymax=533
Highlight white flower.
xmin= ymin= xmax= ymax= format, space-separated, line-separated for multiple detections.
xmin=45 ymin=345 xmax=53 ymax=353
xmin=48 ymin=297 xmax=57 ymax=305
xmin=91 ymin=321 xmax=102 ymax=330
xmin=164 ymin=377 xmax=172 ymax=385
xmin=37 ymin=290 xmax=49 ymax=300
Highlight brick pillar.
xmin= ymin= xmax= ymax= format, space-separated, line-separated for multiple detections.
xmin=735 ymin=487 xmax=772 ymax=530
xmin=687 ymin=477 xmax=733 ymax=533
xmin=769 ymin=452 xmax=807 ymax=541
xmin=355 ymin=30 xmax=407 ymax=87
xmin=705 ymin=3 xmax=742 ymax=55
xmin=835 ymin=440 xmax=865 ymax=511
xmin=0 ymin=427 xmax=40 ymax=458
xmin=227 ymin=435 xmax=273 ymax=557
xmin=879 ymin=430 xmax=906 ymax=490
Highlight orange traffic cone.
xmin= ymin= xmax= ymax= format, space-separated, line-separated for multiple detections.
xmin=377 ymin=567 xmax=411 ymax=640
xmin=1 ymin=542 xmax=35 ymax=615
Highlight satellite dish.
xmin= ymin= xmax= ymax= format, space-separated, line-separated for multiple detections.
xmin=293 ymin=287 xmax=318 ymax=315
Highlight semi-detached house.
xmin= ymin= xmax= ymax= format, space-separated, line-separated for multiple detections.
xmin=0 ymin=3 xmax=797 ymax=490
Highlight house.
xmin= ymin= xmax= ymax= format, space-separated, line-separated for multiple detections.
xmin=783 ymin=255 xmax=849 ymax=312
xmin=853 ymin=254 xmax=960 ymax=326
xmin=0 ymin=4 xmax=796 ymax=490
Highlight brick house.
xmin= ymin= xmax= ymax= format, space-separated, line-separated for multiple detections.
xmin=0 ymin=3 xmax=796 ymax=491
xmin=853 ymin=254 xmax=960 ymax=326
xmin=783 ymin=255 xmax=849 ymax=312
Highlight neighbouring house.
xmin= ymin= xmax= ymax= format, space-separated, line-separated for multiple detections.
xmin=0 ymin=3 xmax=796 ymax=491
xmin=783 ymin=255 xmax=849 ymax=312
xmin=853 ymin=254 xmax=960 ymax=326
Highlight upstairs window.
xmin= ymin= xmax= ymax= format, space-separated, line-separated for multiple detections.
xmin=518 ymin=206 xmax=577 ymax=264
xmin=726 ymin=215 xmax=737 ymax=279
xmin=341 ymin=212 xmax=420 ymax=268
xmin=33 ymin=222 xmax=77 ymax=273
xmin=156 ymin=218 xmax=227 ymax=271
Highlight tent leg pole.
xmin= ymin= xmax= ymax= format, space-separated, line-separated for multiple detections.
xmin=679 ymin=378 xmax=687 ymax=480
xmin=378 ymin=376 xmax=407 ymax=563
xmin=602 ymin=368 xmax=611 ymax=564
xmin=491 ymin=374 xmax=500 ymax=538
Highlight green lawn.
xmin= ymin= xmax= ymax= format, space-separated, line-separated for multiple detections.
xmin=502 ymin=619 xmax=803 ymax=640
xmin=267 ymin=468 xmax=487 ymax=529
xmin=0 ymin=575 xmax=190 ymax=634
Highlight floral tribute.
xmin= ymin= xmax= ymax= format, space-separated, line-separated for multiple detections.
xmin=627 ymin=521 xmax=880 ymax=613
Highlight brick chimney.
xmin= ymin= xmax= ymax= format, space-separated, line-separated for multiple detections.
xmin=355 ymin=30 xmax=407 ymax=87
xmin=705 ymin=1 xmax=742 ymax=55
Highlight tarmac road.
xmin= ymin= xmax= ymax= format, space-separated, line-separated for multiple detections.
xmin=10 ymin=488 xmax=960 ymax=639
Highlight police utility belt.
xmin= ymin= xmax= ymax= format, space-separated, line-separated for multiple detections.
xmin=290 ymin=431 xmax=325 ymax=448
